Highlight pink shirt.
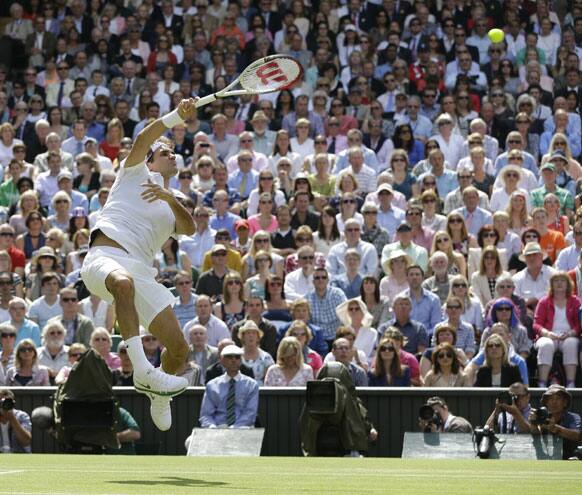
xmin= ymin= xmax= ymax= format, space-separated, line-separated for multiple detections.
xmin=248 ymin=215 xmax=278 ymax=236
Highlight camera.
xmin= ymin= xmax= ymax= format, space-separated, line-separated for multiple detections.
xmin=199 ymin=143 xmax=210 ymax=148
xmin=497 ymin=391 xmax=516 ymax=406
xmin=419 ymin=404 xmax=441 ymax=432
xmin=531 ymin=406 xmax=549 ymax=426
xmin=0 ymin=397 xmax=15 ymax=411
xmin=473 ymin=425 xmax=497 ymax=459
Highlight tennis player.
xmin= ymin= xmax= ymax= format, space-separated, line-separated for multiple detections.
xmin=81 ymin=98 xmax=197 ymax=431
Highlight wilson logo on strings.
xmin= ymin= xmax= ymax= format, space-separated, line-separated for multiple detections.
xmin=256 ymin=62 xmax=289 ymax=85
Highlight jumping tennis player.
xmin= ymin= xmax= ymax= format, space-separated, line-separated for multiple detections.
xmin=81 ymin=98 xmax=198 ymax=431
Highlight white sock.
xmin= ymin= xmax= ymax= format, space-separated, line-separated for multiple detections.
xmin=125 ymin=336 xmax=153 ymax=376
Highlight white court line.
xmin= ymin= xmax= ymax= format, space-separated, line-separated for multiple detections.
xmin=4 ymin=468 xmax=582 ymax=481
xmin=0 ymin=471 xmax=24 ymax=476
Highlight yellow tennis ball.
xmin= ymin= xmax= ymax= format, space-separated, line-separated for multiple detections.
xmin=488 ymin=28 xmax=504 ymax=44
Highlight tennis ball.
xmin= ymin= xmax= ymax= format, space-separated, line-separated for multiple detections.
xmin=488 ymin=28 xmax=504 ymax=44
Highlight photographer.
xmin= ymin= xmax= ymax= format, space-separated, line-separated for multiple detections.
xmin=528 ymin=385 xmax=582 ymax=460
xmin=485 ymin=382 xmax=532 ymax=434
xmin=0 ymin=388 xmax=32 ymax=453
xmin=418 ymin=396 xmax=472 ymax=433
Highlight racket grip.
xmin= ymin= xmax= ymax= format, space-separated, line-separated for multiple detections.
xmin=195 ymin=94 xmax=217 ymax=108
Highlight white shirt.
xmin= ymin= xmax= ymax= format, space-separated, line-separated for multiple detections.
xmin=93 ymin=159 xmax=176 ymax=265
xmin=180 ymin=226 xmax=216 ymax=270
xmin=27 ymin=297 xmax=63 ymax=330
xmin=514 ymin=265 xmax=556 ymax=301
xmin=183 ymin=315 xmax=230 ymax=347
xmin=353 ymin=326 xmax=378 ymax=363
xmin=284 ymin=268 xmax=313 ymax=302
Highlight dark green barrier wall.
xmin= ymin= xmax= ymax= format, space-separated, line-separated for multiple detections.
xmin=12 ymin=387 xmax=582 ymax=457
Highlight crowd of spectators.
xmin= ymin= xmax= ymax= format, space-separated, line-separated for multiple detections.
xmin=2 ymin=0 xmax=582 ymax=404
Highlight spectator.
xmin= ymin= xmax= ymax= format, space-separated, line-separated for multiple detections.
xmin=264 ymin=336 xmax=314 ymax=386
xmin=367 ymin=336 xmax=411 ymax=387
xmin=89 ymin=328 xmax=120 ymax=371
xmin=0 ymin=388 xmax=32 ymax=453
xmin=5 ymin=339 xmax=50 ymax=386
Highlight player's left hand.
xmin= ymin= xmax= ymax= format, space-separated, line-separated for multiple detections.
xmin=141 ymin=180 xmax=175 ymax=204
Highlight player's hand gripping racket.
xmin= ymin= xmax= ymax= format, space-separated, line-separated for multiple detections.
xmin=195 ymin=55 xmax=303 ymax=108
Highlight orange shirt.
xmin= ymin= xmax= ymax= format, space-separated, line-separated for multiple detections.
xmin=539 ymin=229 xmax=566 ymax=263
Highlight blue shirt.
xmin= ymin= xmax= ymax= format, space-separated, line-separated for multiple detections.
xmin=227 ymin=169 xmax=259 ymax=200
xmin=210 ymin=212 xmax=241 ymax=240
xmin=453 ymin=206 xmax=493 ymax=237
xmin=331 ymin=273 xmax=363 ymax=300
xmin=400 ymin=288 xmax=442 ymax=334
xmin=172 ymin=293 xmax=198 ymax=329
xmin=377 ymin=206 xmax=406 ymax=239
xmin=203 ymin=185 xmax=241 ymax=208
xmin=380 ymin=318 xmax=429 ymax=354
xmin=307 ymin=287 xmax=347 ymax=341
xmin=439 ymin=320 xmax=476 ymax=356
xmin=199 ymin=372 xmax=259 ymax=428
xmin=494 ymin=150 xmax=539 ymax=177
xmin=333 ymin=146 xmax=380 ymax=174
xmin=14 ymin=319 xmax=41 ymax=347
xmin=396 ymin=114 xmax=433 ymax=141
xmin=419 ymin=170 xmax=458 ymax=198
xmin=556 ymin=244 xmax=581 ymax=271
xmin=277 ymin=322 xmax=327 ymax=357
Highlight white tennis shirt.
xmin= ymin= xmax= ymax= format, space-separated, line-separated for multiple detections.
xmin=92 ymin=159 xmax=176 ymax=265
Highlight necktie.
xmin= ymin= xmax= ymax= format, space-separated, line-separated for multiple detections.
xmin=239 ymin=173 xmax=247 ymax=196
xmin=410 ymin=36 xmax=417 ymax=57
xmin=76 ymin=140 xmax=83 ymax=156
xmin=328 ymin=137 xmax=336 ymax=154
xmin=57 ymin=81 xmax=65 ymax=107
xmin=386 ymin=92 xmax=394 ymax=113
xmin=226 ymin=378 xmax=236 ymax=426
xmin=466 ymin=211 xmax=473 ymax=231
xmin=126 ymin=79 xmax=132 ymax=96
xmin=93 ymin=87 xmax=98 ymax=96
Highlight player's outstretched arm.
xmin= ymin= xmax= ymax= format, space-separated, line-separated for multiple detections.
xmin=125 ymin=98 xmax=197 ymax=168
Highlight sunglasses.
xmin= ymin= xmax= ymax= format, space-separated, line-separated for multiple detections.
xmin=380 ymin=345 xmax=395 ymax=352
xmin=269 ymin=281 xmax=282 ymax=286
xmin=487 ymin=343 xmax=503 ymax=349
xmin=496 ymin=306 xmax=512 ymax=312
xmin=313 ymin=275 xmax=328 ymax=281
xmin=69 ymin=353 xmax=83 ymax=358
xmin=227 ymin=280 xmax=242 ymax=286
xmin=299 ymin=255 xmax=315 ymax=261
xmin=61 ymin=297 xmax=77 ymax=302
xmin=19 ymin=347 xmax=35 ymax=353
xmin=452 ymin=283 xmax=467 ymax=288
xmin=449 ymin=218 xmax=463 ymax=224
xmin=1 ymin=333 xmax=16 ymax=338
xmin=446 ymin=305 xmax=461 ymax=310
xmin=342 ymin=199 xmax=356 ymax=204
xmin=437 ymin=352 xmax=454 ymax=359
xmin=348 ymin=307 xmax=361 ymax=312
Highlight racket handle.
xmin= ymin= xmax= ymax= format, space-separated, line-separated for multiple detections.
xmin=195 ymin=94 xmax=217 ymax=108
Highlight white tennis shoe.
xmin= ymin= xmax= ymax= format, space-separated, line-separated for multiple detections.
xmin=134 ymin=367 xmax=188 ymax=397
xmin=148 ymin=394 xmax=173 ymax=431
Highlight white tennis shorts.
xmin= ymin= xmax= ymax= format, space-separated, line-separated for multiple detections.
xmin=81 ymin=246 xmax=175 ymax=328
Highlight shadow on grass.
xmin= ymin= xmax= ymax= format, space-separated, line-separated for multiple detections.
xmin=110 ymin=477 xmax=229 ymax=488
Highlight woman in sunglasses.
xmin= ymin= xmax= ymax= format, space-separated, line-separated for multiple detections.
xmin=446 ymin=212 xmax=477 ymax=259
xmin=474 ymin=334 xmax=522 ymax=387
xmin=447 ymin=274 xmax=483 ymax=333
xmin=368 ymin=336 xmax=410 ymax=387
xmin=214 ymin=272 xmax=246 ymax=331
xmin=5 ymin=339 xmax=49 ymax=386
xmin=424 ymin=342 xmax=469 ymax=387
xmin=335 ymin=191 xmax=363 ymax=235
xmin=467 ymin=225 xmax=508 ymax=280
xmin=335 ymin=298 xmax=377 ymax=364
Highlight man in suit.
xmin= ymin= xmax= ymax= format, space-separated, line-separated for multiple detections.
xmin=454 ymin=186 xmax=493 ymax=237
xmin=4 ymin=3 xmax=33 ymax=43
xmin=331 ymin=337 xmax=368 ymax=386
xmin=199 ymin=344 xmax=259 ymax=428
xmin=46 ymin=63 xmax=74 ymax=108
xmin=68 ymin=0 xmax=94 ymax=43
xmin=47 ymin=287 xmax=94 ymax=348
xmin=25 ymin=16 xmax=57 ymax=68
xmin=419 ymin=396 xmax=472 ymax=433
xmin=152 ymin=0 xmax=184 ymax=42
xmin=445 ymin=26 xmax=480 ymax=64
xmin=120 ymin=60 xmax=145 ymax=105
xmin=258 ymin=0 xmax=282 ymax=36
xmin=187 ymin=324 xmax=219 ymax=383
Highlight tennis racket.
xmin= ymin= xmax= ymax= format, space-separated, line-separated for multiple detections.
xmin=195 ymin=55 xmax=304 ymax=108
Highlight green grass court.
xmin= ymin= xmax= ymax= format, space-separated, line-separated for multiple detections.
xmin=1 ymin=455 xmax=581 ymax=494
